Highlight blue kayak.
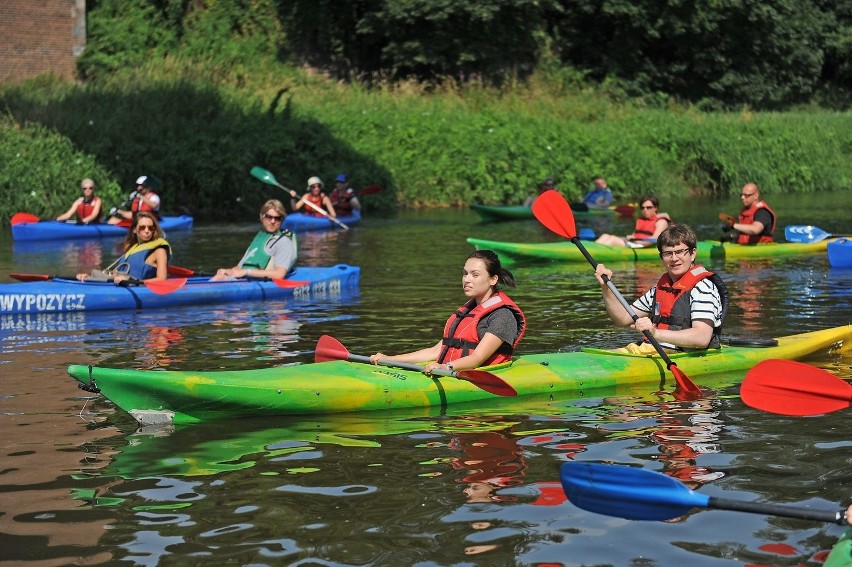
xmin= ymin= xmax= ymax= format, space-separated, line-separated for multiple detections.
xmin=0 ymin=264 xmax=360 ymax=314
xmin=11 ymin=215 xmax=194 ymax=242
xmin=284 ymin=210 xmax=361 ymax=232
xmin=827 ymin=238 xmax=852 ymax=268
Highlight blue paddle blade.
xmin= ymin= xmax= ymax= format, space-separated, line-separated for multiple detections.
xmin=785 ymin=225 xmax=829 ymax=243
xmin=560 ymin=462 xmax=710 ymax=521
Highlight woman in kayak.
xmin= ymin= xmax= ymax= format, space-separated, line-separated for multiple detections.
xmin=210 ymin=199 xmax=297 ymax=281
xmin=595 ymin=224 xmax=726 ymax=352
xmin=595 ymin=195 xmax=672 ymax=248
xmin=369 ymin=250 xmax=526 ymax=373
xmin=76 ymin=212 xmax=170 ymax=284
xmin=293 ymin=176 xmax=337 ymax=218
xmin=56 ymin=178 xmax=102 ymax=224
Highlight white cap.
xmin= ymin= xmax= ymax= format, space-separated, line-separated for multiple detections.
xmin=135 ymin=175 xmax=147 ymax=185
xmin=307 ymin=176 xmax=323 ymax=188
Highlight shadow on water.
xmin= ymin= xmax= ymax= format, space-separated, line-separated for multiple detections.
xmin=0 ymin=79 xmax=395 ymax=220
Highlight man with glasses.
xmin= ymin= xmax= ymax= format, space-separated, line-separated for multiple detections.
xmin=595 ymin=225 xmax=727 ymax=352
xmin=721 ymin=182 xmax=776 ymax=244
xmin=57 ymin=178 xmax=102 ymax=224
xmin=210 ymin=199 xmax=297 ymax=281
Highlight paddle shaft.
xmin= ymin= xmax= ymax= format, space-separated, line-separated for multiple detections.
xmin=709 ymin=496 xmax=846 ymax=524
xmin=572 ymin=236 xmax=681 ymax=371
xmin=345 ymin=352 xmax=461 ymax=380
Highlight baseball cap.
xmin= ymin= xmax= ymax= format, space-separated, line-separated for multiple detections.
xmin=336 ymin=173 xmax=347 ymax=182
xmin=135 ymin=175 xmax=148 ymax=185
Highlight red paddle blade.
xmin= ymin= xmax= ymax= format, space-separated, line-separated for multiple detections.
xmin=315 ymin=334 xmax=350 ymax=363
xmin=143 ymin=278 xmax=187 ymax=295
xmin=272 ymin=278 xmax=310 ymax=288
xmin=360 ymin=184 xmax=382 ymax=196
xmin=532 ymin=190 xmax=578 ymax=239
xmin=167 ymin=265 xmax=196 ymax=277
xmin=455 ymin=370 xmax=517 ymax=397
xmin=10 ymin=273 xmax=52 ymax=282
xmin=741 ymin=360 xmax=852 ymax=416
xmin=11 ymin=212 xmax=40 ymax=225
xmin=614 ymin=205 xmax=636 ymax=217
xmin=670 ymin=364 xmax=704 ymax=400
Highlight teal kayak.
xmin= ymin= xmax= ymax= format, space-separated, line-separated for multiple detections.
xmin=67 ymin=325 xmax=851 ymax=425
xmin=467 ymin=237 xmax=836 ymax=263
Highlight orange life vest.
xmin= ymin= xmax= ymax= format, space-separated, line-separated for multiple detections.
xmin=303 ymin=192 xmax=327 ymax=217
xmin=651 ymin=265 xmax=728 ymax=349
xmin=438 ymin=291 xmax=526 ymax=365
xmin=737 ymin=201 xmax=776 ymax=244
xmin=632 ymin=213 xmax=672 ymax=240
xmin=131 ymin=191 xmax=160 ymax=219
xmin=76 ymin=197 xmax=101 ymax=223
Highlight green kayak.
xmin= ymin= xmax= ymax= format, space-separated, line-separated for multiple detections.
xmin=467 ymin=236 xmax=835 ymax=263
xmin=67 ymin=325 xmax=850 ymax=425
xmin=825 ymin=527 xmax=852 ymax=567
xmin=471 ymin=203 xmax=633 ymax=222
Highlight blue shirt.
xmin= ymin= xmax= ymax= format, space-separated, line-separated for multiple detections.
xmin=583 ymin=188 xmax=614 ymax=208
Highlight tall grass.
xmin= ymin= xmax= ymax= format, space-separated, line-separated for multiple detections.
xmin=1 ymin=58 xmax=850 ymax=223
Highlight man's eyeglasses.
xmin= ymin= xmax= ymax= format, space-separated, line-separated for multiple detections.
xmin=659 ymin=248 xmax=692 ymax=260
xmin=263 ymin=213 xmax=283 ymax=222
xmin=740 ymin=192 xmax=756 ymax=197
xmin=137 ymin=225 xmax=154 ymax=232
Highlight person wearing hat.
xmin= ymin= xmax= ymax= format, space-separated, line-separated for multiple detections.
xmin=108 ymin=175 xmax=162 ymax=225
xmin=523 ymin=178 xmax=556 ymax=208
xmin=329 ymin=173 xmax=361 ymax=216
xmin=293 ymin=176 xmax=336 ymax=218
xmin=57 ymin=178 xmax=102 ymax=224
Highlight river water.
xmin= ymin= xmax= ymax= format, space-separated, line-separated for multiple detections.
xmin=1 ymin=191 xmax=850 ymax=566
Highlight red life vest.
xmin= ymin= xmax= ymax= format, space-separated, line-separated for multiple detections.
xmin=76 ymin=197 xmax=101 ymax=223
xmin=131 ymin=191 xmax=161 ymax=218
xmin=737 ymin=201 xmax=776 ymax=244
xmin=632 ymin=213 xmax=672 ymax=240
xmin=651 ymin=265 xmax=727 ymax=349
xmin=438 ymin=291 xmax=526 ymax=365
xmin=303 ymin=192 xmax=327 ymax=216
xmin=331 ymin=189 xmax=354 ymax=215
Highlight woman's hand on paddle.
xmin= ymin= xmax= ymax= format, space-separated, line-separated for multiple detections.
xmin=112 ymin=274 xmax=130 ymax=285
xmin=76 ymin=273 xmax=88 ymax=282
xmin=369 ymin=353 xmax=384 ymax=365
xmin=423 ymin=362 xmax=451 ymax=374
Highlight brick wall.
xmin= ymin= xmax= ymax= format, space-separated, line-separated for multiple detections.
xmin=0 ymin=0 xmax=87 ymax=83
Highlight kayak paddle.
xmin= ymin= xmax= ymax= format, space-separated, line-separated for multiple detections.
xmin=11 ymin=212 xmax=41 ymax=225
xmin=741 ymin=359 xmax=852 ymax=416
xmin=313 ymin=335 xmax=517 ymax=397
xmin=360 ymin=184 xmax=382 ymax=196
xmin=117 ymin=277 xmax=188 ymax=295
xmin=250 ymin=166 xmax=350 ymax=230
xmin=561 ymin=461 xmax=849 ymax=524
xmin=532 ymin=190 xmax=703 ymax=399
xmin=165 ymin=265 xmax=309 ymax=287
xmin=784 ymin=225 xmax=847 ymax=243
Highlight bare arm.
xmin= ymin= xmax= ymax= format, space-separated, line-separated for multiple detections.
xmin=732 ymin=219 xmax=765 ymax=235
xmin=423 ymin=333 xmax=504 ymax=373
xmin=56 ymin=198 xmax=82 ymax=221
xmin=634 ymin=318 xmax=715 ymax=349
xmin=370 ymin=340 xmax=443 ymax=365
xmin=651 ymin=218 xmax=669 ymax=239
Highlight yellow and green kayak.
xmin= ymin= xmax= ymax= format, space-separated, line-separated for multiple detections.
xmin=467 ymin=237 xmax=835 ymax=263
xmin=67 ymin=325 xmax=850 ymax=425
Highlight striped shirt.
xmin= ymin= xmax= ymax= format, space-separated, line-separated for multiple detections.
xmin=632 ymin=279 xmax=723 ymax=328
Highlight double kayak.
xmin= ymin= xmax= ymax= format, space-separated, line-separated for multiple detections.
xmin=468 ymin=237 xmax=837 ymax=263
xmin=0 ymin=264 xmax=360 ymax=314
xmin=284 ymin=210 xmax=361 ymax=232
xmin=67 ymin=324 xmax=851 ymax=425
xmin=11 ymin=215 xmax=194 ymax=241
xmin=471 ymin=204 xmax=633 ymax=222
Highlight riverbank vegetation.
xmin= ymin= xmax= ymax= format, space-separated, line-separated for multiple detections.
xmin=1 ymin=0 xmax=850 ymax=222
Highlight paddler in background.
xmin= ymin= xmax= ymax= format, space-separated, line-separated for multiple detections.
xmin=594 ymin=224 xmax=727 ymax=352
xmin=329 ymin=173 xmax=361 ymax=216
xmin=56 ymin=178 xmax=102 ymax=224
xmin=720 ymin=182 xmax=776 ymax=244
xmin=293 ymin=176 xmax=337 ymax=218
xmin=594 ymin=195 xmax=673 ymax=248
xmin=369 ymin=249 xmax=526 ymax=374
xmin=77 ymin=211 xmax=170 ymax=284
xmin=210 ymin=199 xmax=297 ymax=281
